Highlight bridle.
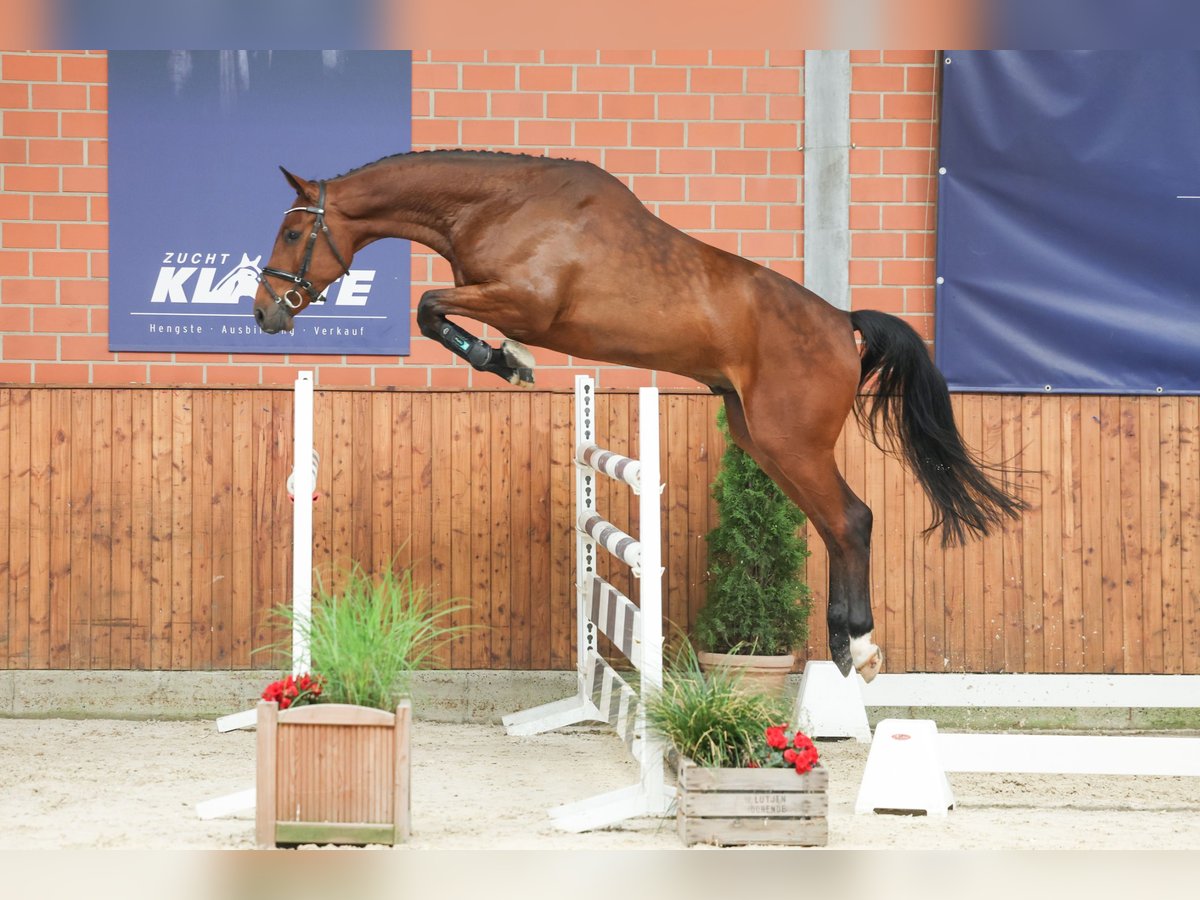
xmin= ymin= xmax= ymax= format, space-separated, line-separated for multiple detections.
xmin=257 ymin=180 xmax=350 ymax=312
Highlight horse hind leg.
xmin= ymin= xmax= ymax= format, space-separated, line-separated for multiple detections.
xmin=726 ymin=391 xmax=883 ymax=682
xmin=416 ymin=286 xmax=535 ymax=386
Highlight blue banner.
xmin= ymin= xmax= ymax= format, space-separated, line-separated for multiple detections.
xmin=109 ymin=50 xmax=412 ymax=355
xmin=935 ymin=51 xmax=1200 ymax=394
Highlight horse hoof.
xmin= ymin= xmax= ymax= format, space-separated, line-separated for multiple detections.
xmin=851 ymin=635 xmax=883 ymax=683
xmin=506 ymin=367 xmax=535 ymax=387
xmin=501 ymin=340 xmax=535 ymax=368
xmin=501 ymin=341 xmax=536 ymax=386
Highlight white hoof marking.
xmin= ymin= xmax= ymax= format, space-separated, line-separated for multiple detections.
xmin=851 ymin=634 xmax=883 ymax=683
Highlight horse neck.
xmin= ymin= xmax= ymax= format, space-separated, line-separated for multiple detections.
xmin=332 ymin=155 xmax=492 ymax=259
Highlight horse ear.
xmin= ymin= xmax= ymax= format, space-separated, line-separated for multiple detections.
xmin=279 ymin=166 xmax=317 ymax=202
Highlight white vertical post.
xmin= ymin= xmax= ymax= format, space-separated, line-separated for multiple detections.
xmin=291 ymin=371 xmax=314 ymax=676
xmin=575 ymin=376 xmax=598 ymax=691
xmin=635 ymin=385 xmax=665 ymax=805
xmin=636 ymin=386 xmax=662 ymax=691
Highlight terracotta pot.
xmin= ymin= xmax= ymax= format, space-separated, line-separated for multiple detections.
xmin=696 ymin=650 xmax=796 ymax=696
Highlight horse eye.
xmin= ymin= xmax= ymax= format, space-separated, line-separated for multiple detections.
xmin=285 ymin=230 xmax=301 ymax=242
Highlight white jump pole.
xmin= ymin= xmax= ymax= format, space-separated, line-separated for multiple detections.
xmin=289 ymin=371 xmax=315 ymax=676
xmin=199 ymin=372 xmax=317 ymax=820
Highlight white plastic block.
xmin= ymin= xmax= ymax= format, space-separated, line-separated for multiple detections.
xmin=854 ymin=718 xmax=954 ymax=816
xmin=793 ymin=660 xmax=872 ymax=743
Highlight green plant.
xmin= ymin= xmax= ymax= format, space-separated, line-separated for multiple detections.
xmin=644 ymin=640 xmax=791 ymax=769
xmin=692 ymin=407 xmax=812 ymax=656
xmin=262 ymin=563 xmax=469 ymax=712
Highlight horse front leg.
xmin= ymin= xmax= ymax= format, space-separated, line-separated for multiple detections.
xmin=416 ymin=286 xmax=536 ymax=385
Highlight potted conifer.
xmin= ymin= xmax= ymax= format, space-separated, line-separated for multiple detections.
xmin=693 ymin=408 xmax=812 ymax=695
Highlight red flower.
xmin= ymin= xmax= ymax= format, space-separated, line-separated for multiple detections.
xmin=782 ymin=748 xmax=797 ymax=764
xmin=789 ymin=732 xmax=819 ymax=774
xmin=261 ymin=671 xmax=325 ymax=709
xmin=765 ymin=726 xmax=788 ymax=750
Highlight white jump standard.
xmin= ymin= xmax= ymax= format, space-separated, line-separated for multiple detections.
xmin=503 ymin=376 xmax=672 ymax=832
xmin=196 ymin=371 xmax=318 ymax=821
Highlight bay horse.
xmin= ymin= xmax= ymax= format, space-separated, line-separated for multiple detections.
xmin=253 ymin=150 xmax=1023 ymax=682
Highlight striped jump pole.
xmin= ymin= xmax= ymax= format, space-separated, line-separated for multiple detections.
xmin=503 ymin=375 xmax=672 ymax=832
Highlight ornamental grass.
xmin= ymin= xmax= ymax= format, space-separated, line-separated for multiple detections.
xmin=264 ymin=563 xmax=469 ymax=712
xmin=644 ymin=640 xmax=791 ymax=769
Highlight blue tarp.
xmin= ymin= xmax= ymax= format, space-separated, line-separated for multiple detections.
xmin=934 ymin=51 xmax=1200 ymax=394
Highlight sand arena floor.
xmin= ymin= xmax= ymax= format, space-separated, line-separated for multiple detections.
xmin=3 ymin=717 xmax=1199 ymax=851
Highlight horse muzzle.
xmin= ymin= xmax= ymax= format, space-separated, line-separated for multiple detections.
xmin=254 ymin=303 xmax=294 ymax=334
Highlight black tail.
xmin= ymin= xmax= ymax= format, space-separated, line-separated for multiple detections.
xmin=850 ymin=309 xmax=1025 ymax=546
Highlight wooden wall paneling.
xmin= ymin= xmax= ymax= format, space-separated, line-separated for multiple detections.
xmin=1181 ymin=398 xmax=1200 ymax=674
xmin=1158 ymin=398 xmax=1183 ymax=674
xmin=350 ymin=391 xmax=373 ymax=571
xmin=1019 ymin=395 xmax=1044 ymax=672
xmin=1099 ymin=396 xmax=1124 ymax=673
xmin=980 ymin=393 xmax=1006 ymax=671
xmin=229 ymin=392 xmax=254 ymax=668
xmin=210 ymin=391 xmax=233 ymax=669
xmin=508 ymin=392 xmax=532 ymax=670
xmin=128 ymin=391 xmax=152 ymax=669
xmin=249 ymin=393 xmax=275 ymax=668
xmin=685 ymin=396 xmax=709 ymax=641
xmin=22 ymin=393 xmax=44 ymax=672
xmin=370 ymin=393 xmax=395 ymax=575
xmin=1118 ymin=397 xmax=1145 ymax=672
xmin=47 ymin=391 xmax=71 ymax=669
xmin=1 ymin=388 xmax=1195 ymax=676
xmin=1139 ymin=398 xmax=1164 ymax=673
xmin=528 ymin=392 xmax=553 ymax=670
xmin=469 ymin=392 xmax=492 ymax=669
xmin=489 ymin=392 xmax=512 ymax=668
xmin=1079 ymin=395 xmax=1104 ymax=671
xmin=0 ymin=392 xmax=11 ymax=668
xmin=328 ymin=392 xmax=354 ymax=600
xmin=90 ymin=389 xmax=114 ymax=670
xmin=189 ymin=390 xmax=214 ymax=669
xmin=548 ymin=392 xmax=573 ymax=669
xmin=664 ymin=395 xmax=690 ymax=650
xmin=958 ymin=396 xmax=984 ymax=671
xmin=1060 ymin=396 xmax=1085 ymax=672
xmin=168 ymin=390 xmax=191 ymax=669
xmin=1040 ymin=393 xmax=1064 ymax=672
xmin=427 ymin=393 xmax=454 ymax=667
xmin=448 ymin=393 xmax=472 ymax=668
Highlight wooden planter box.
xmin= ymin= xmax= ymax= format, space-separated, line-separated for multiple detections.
xmin=256 ymin=700 xmax=411 ymax=847
xmin=677 ymin=757 xmax=828 ymax=847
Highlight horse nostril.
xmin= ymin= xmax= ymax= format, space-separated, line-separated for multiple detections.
xmin=254 ymin=307 xmax=265 ymax=327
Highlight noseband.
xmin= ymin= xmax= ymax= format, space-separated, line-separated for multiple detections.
xmin=258 ymin=180 xmax=350 ymax=311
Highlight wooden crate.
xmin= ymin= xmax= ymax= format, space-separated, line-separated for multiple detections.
xmin=676 ymin=757 xmax=828 ymax=847
xmin=256 ymin=700 xmax=411 ymax=847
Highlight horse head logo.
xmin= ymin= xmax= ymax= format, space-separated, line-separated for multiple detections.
xmin=211 ymin=253 xmax=263 ymax=304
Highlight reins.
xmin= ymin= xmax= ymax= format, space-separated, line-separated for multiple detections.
xmin=257 ymin=180 xmax=350 ymax=311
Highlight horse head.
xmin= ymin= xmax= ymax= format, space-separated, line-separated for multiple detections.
xmin=253 ymin=167 xmax=353 ymax=334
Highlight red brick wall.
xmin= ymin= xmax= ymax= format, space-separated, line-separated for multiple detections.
xmin=0 ymin=49 xmax=940 ymax=388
